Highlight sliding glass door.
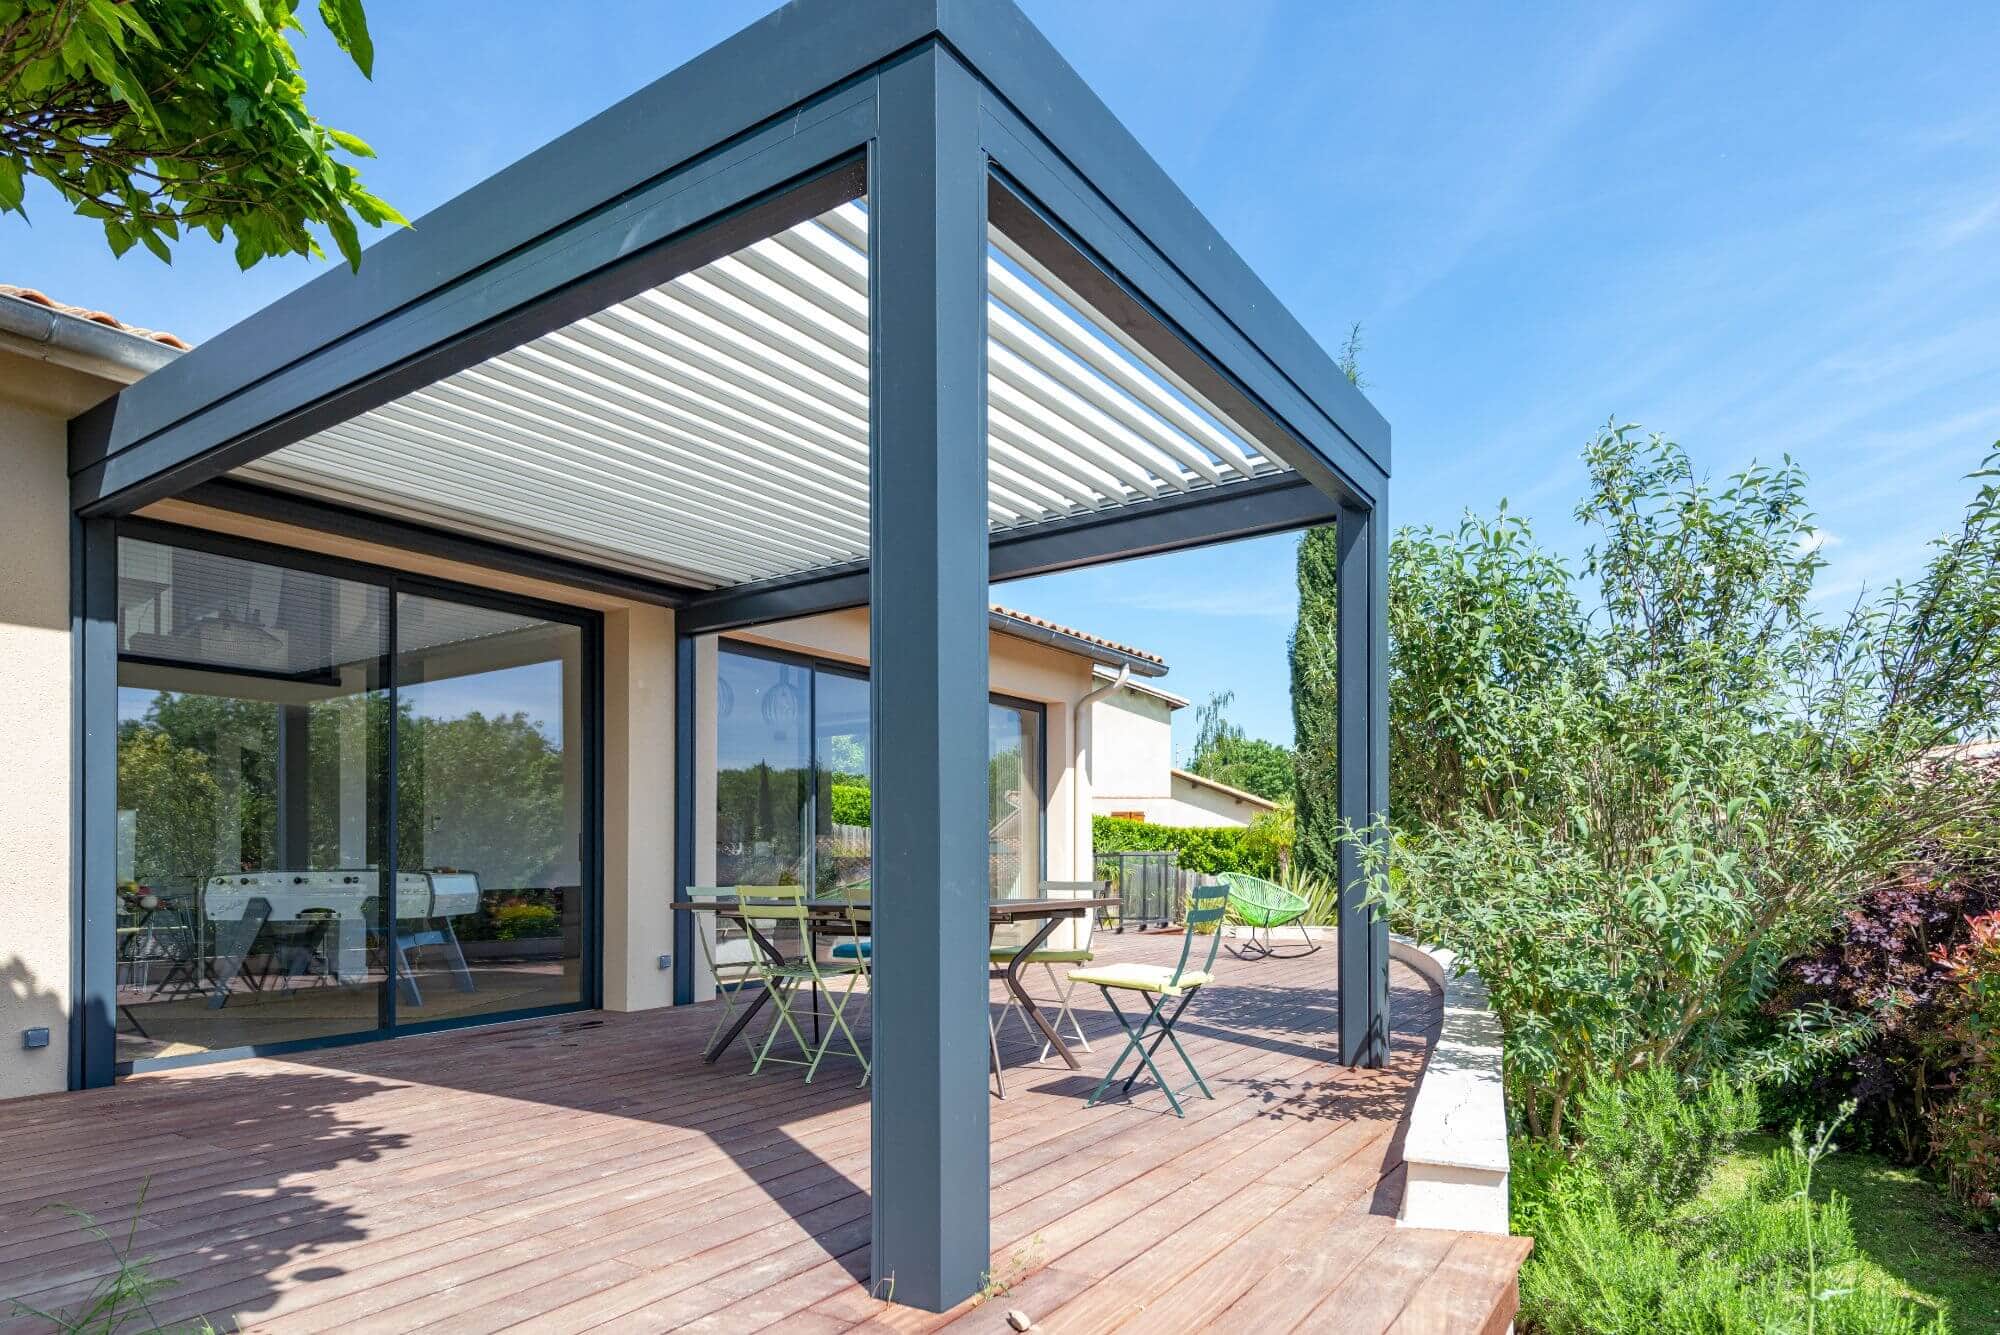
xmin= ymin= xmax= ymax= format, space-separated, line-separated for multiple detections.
xmin=394 ymin=591 xmax=587 ymax=1023
xmin=709 ymin=643 xmax=1042 ymax=898
xmin=112 ymin=529 xmax=597 ymax=1071
xmin=115 ymin=538 xmax=391 ymax=1063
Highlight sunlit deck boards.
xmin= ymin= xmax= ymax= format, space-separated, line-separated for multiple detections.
xmin=0 ymin=934 xmax=1525 ymax=1333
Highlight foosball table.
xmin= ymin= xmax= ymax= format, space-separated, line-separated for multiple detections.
xmin=201 ymin=869 xmax=482 ymax=1007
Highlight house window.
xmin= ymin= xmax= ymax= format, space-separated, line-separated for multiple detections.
xmin=711 ymin=644 xmax=1044 ymax=896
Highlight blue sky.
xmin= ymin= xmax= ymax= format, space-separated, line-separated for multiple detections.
xmin=19 ymin=2 xmax=2000 ymax=758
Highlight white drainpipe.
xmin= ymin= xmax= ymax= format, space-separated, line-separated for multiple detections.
xmin=1073 ymin=665 xmax=1130 ymax=869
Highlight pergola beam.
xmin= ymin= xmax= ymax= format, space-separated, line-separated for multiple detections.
xmin=677 ymin=472 xmax=1339 ymax=636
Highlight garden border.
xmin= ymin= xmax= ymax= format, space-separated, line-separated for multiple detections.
xmin=1220 ymin=925 xmax=1511 ymax=1232
xmin=1388 ymin=933 xmax=1511 ymax=1234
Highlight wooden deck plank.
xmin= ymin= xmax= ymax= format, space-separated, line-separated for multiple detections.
xmin=0 ymin=933 xmax=1524 ymax=1335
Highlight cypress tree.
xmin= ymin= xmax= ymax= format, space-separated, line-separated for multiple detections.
xmin=1289 ymin=527 xmax=1341 ymax=879
xmin=1288 ymin=323 xmax=1364 ymax=881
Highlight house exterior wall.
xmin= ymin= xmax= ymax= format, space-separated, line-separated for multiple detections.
xmin=1086 ymin=686 xmax=1174 ymax=808
xmin=0 ymin=399 xmax=75 ymax=1099
xmin=6 ymin=484 xmax=1132 ymax=1100
xmin=1166 ymin=771 xmax=1275 ymax=827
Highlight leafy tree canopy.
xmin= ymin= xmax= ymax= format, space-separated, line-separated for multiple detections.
xmin=1 ymin=0 xmax=403 ymax=268
xmin=1187 ymin=689 xmax=1295 ymax=801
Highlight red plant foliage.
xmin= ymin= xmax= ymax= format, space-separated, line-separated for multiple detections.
xmin=1931 ymin=911 xmax=2000 ymax=1227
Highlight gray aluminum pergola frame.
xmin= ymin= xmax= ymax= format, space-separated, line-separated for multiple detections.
xmin=67 ymin=0 xmax=1391 ymax=1311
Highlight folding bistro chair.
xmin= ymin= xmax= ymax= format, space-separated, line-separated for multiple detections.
xmin=1220 ymin=871 xmax=1321 ymax=959
xmin=991 ymin=881 xmax=1099 ymax=1063
xmin=744 ymin=886 xmax=871 ymax=1086
xmin=1068 ymin=882 xmax=1227 ymax=1117
xmin=688 ymin=886 xmax=770 ymax=1060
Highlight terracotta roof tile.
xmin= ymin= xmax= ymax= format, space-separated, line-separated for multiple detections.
xmin=0 ymin=284 xmax=192 ymax=350
xmin=988 ymin=603 xmax=1165 ymax=666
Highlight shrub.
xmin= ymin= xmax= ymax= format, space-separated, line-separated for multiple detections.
xmin=1090 ymin=816 xmax=1272 ymax=876
xmin=1770 ymin=847 xmax=2000 ymax=1162
xmin=1357 ymin=431 xmax=2000 ymax=1143
xmin=1567 ymin=1067 xmax=1758 ymax=1228
xmin=1930 ymin=910 xmax=2000 ymax=1228
xmin=830 ymin=782 xmax=871 ymax=827
xmin=491 ymin=902 xmax=560 ymax=940
xmin=1518 ymin=1088 xmax=1947 ymax=1335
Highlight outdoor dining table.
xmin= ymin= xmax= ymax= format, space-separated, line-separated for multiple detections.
xmin=672 ymin=894 xmax=1118 ymax=1069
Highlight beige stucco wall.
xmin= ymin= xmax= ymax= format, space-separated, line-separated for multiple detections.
xmin=0 ymin=400 xmax=74 ymax=1099
xmin=602 ymin=604 xmax=676 ymax=1012
xmin=1087 ymin=686 xmax=1176 ymax=806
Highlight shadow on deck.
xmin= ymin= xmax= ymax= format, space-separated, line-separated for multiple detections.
xmin=0 ymin=933 xmax=1526 ymax=1333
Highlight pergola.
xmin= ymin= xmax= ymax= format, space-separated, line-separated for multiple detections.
xmin=69 ymin=0 xmax=1391 ymax=1311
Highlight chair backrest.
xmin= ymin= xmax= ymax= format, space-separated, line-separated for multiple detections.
xmin=1037 ymin=879 xmax=1105 ymax=953
xmin=1220 ymin=871 xmax=1302 ymax=913
xmin=1171 ymin=883 xmax=1230 ymax=987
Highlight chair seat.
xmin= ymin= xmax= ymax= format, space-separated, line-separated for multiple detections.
xmin=765 ymin=959 xmax=864 ymax=981
xmin=829 ymin=939 xmax=872 ymax=959
xmin=990 ymin=948 xmax=1094 ymax=964
xmin=1068 ymin=962 xmax=1211 ymax=995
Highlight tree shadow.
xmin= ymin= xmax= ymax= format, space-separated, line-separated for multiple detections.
xmin=0 ymin=1066 xmax=406 ymax=1332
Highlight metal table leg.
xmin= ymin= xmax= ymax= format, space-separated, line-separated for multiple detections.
xmin=702 ymin=915 xmax=787 ymax=1063
xmin=998 ymin=914 xmax=1082 ymax=1070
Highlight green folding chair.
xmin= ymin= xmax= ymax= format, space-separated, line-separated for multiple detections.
xmin=743 ymin=886 xmax=871 ymax=1086
xmin=688 ymin=886 xmax=771 ymax=1059
xmin=989 ymin=881 xmax=1101 ymax=1063
xmin=1219 ymin=871 xmax=1320 ymax=959
xmin=1068 ymin=882 xmax=1227 ymax=1117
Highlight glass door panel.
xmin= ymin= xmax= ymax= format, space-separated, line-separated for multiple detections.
xmin=394 ymin=592 xmax=585 ymax=1023
xmin=713 ymin=648 xmax=812 ymax=887
xmin=814 ymin=670 xmax=871 ymax=898
xmin=115 ymin=538 xmax=389 ymax=1062
xmin=988 ymin=701 xmax=1043 ymax=898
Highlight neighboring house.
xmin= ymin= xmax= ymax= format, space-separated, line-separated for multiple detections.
xmin=0 ymin=289 xmax=1190 ymax=1098
xmin=1085 ymin=664 xmax=1279 ymax=828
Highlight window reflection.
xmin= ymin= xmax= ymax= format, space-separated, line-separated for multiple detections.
xmin=707 ymin=644 xmax=1043 ymax=899
xmin=714 ymin=651 xmax=811 ymax=887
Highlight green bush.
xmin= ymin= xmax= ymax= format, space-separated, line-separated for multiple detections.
xmin=830 ymin=782 xmax=871 ymax=827
xmin=1091 ymin=816 xmax=1272 ymax=876
xmin=1568 ymin=1067 xmax=1758 ymax=1228
xmin=1517 ymin=1080 xmax=1948 ymax=1335
xmin=491 ymin=902 xmax=559 ymax=940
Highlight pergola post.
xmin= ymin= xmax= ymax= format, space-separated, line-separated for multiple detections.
xmin=866 ymin=42 xmax=993 ymax=1312
xmin=1337 ymin=499 xmax=1391 ymax=1067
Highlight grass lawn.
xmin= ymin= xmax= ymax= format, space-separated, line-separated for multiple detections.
xmin=1709 ymin=1133 xmax=2000 ymax=1332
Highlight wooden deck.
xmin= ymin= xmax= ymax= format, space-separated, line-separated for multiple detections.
xmin=0 ymin=932 xmax=1528 ymax=1333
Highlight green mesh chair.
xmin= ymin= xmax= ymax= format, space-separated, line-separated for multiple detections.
xmin=1219 ymin=871 xmax=1319 ymax=959
xmin=1068 ymin=882 xmax=1227 ymax=1117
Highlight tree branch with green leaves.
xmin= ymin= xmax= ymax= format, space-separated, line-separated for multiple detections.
xmin=0 ymin=0 xmax=403 ymax=268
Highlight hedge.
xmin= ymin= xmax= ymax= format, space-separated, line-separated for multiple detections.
xmin=1091 ymin=815 xmax=1272 ymax=876
xmin=830 ymin=783 xmax=871 ymax=827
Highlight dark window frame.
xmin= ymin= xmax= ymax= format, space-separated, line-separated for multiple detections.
xmin=712 ymin=638 xmax=1049 ymax=896
xmin=108 ymin=517 xmax=604 ymax=1076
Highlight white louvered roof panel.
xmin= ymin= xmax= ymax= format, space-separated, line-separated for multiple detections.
xmin=240 ymin=202 xmax=1287 ymax=591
